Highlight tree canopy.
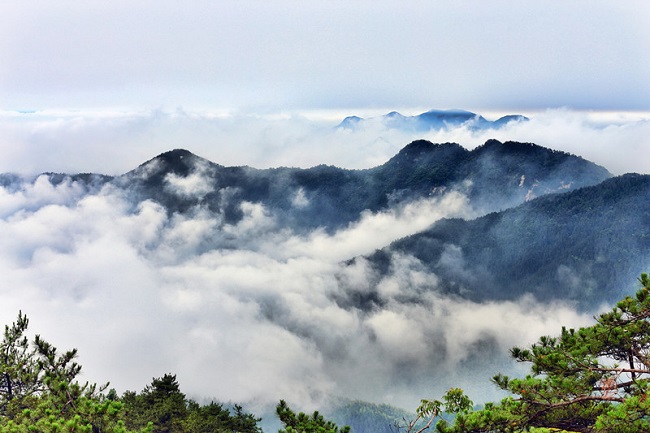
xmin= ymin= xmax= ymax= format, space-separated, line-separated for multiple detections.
xmin=120 ymin=373 xmax=261 ymax=433
xmin=0 ymin=311 xmax=143 ymax=433
xmin=0 ymin=312 xmax=262 ymax=433
xmin=276 ymin=400 xmax=350 ymax=433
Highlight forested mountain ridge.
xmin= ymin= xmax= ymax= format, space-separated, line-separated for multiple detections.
xmin=350 ymin=173 xmax=650 ymax=310
xmin=0 ymin=140 xmax=619 ymax=307
xmin=105 ymin=139 xmax=610 ymax=232
xmin=370 ymin=139 xmax=609 ymax=211
xmin=2 ymin=140 xmax=606 ymax=232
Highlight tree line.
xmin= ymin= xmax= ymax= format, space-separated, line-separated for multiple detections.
xmin=3 ymin=273 xmax=650 ymax=432
xmin=0 ymin=310 xmax=350 ymax=433
xmin=0 ymin=311 xmax=262 ymax=433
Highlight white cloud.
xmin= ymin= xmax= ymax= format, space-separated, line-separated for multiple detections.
xmin=0 ymin=173 xmax=601 ymax=413
xmin=277 ymin=192 xmax=472 ymax=263
xmin=0 ymin=0 xmax=646 ymax=415
xmin=291 ymin=188 xmax=309 ymax=208
xmin=0 ymin=174 xmax=88 ymax=217
xmin=0 ymin=109 xmax=648 ymax=179
xmin=0 ymin=108 xmax=641 ymax=410
xmin=164 ymin=159 xmax=216 ymax=197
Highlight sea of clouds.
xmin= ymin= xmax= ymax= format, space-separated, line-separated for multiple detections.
xmin=1 ymin=108 xmax=648 ymax=176
xmin=0 ymin=108 xmax=647 ymax=413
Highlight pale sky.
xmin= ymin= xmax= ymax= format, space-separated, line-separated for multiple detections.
xmin=1 ymin=1 xmax=649 ymax=112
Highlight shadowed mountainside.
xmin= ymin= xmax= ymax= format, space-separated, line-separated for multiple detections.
xmin=346 ymin=173 xmax=650 ymax=310
xmin=1 ymin=140 xmax=618 ymax=305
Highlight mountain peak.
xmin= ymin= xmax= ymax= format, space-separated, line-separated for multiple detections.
xmin=474 ymin=139 xmax=570 ymax=157
xmin=398 ymin=139 xmax=460 ymax=155
xmin=494 ymin=114 xmax=529 ymax=126
xmin=155 ymin=148 xmax=195 ymax=162
xmin=382 ymin=140 xmax=467 ymax=174
xmin=130 ymin=148 xmax=212 ymax=180
xmin=338 ymin=116 xmax=363 ymax=129
xmin=421 ymin=108 xmax=475 ymax=116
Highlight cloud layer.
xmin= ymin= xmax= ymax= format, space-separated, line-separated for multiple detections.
xmin=0 ymin=160 xmax=599 ymax=413
xmin=0 ymin=108 xmax=648 ymax=177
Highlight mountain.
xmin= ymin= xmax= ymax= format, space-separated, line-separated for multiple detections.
xmin=370 ymin=139 xmax=609 ymax=211
xmin=337 ymin=109 xmax=528 ymax=132
xmin=345 ymin=173 xmax=650 ymax=310
xmin=257 ymin=399 xmax=416 ymax=433
xmin=108 ymin=140 xmax=608 ymax=233
xmin=337 ymin=115 xmax=363 ymax=129
xmin=6 ymin=140 xmax=624 ymax=307
xmin=326 ymin=400 xmax=417 ymax=433
xmin=1 ymin=141 xmax=614 ymax=295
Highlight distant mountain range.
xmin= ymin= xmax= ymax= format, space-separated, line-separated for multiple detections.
xmin=337 ymin=109 xmax=528 ymax=131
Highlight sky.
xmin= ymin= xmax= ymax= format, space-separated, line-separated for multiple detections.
xmin=0 ymin=1 xmax=649 ymax=176
xmin=0 ymin=0 xmax=649 ymax=418
xmin=1 ymin=1 xmax=649 ymax=112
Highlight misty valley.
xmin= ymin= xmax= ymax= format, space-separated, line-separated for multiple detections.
xmin=1 ymin=139 xmax=649 ymax=432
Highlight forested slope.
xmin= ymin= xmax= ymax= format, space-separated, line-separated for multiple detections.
xmin=356 ymin=173 xmax=650 ymax=308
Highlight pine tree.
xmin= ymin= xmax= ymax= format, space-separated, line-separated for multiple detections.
xmin=0 ymin=311 xmax=41 ymax=418
xmin=437 ymin=273 xmax=650 ymax=432
xmin=276 ymin=400 xmax=351 ymax=433
xmin=0 ymin=311 xmax=146 ymax=432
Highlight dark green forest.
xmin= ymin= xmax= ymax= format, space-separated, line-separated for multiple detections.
xmin=355 ymin=173 xmax=650 ymax=310
xmin=24 ymin=139 xmax=606 ymax=232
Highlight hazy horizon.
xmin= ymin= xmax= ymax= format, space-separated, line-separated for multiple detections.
xmin=0 ymin=107 xmax=648 ymax=177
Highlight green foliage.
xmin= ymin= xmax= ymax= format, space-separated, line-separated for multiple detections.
xmin=0 ymin=311 xmax=145 ymax=433
xmin=136 ymin=373 xmax=186 ymax=433
xmin=121 ymin=375 xmax=261 ymax=433
xmin=1 ymin=392 xmax=149 ymax=433
xmin=276 ymin=400 xmax=350 ymax=433
xmin=436 ymin=273 xmax=650 ymax=432
xmin=183 ymin=401 xmax=260 ymax=433
xmin=0 ymin=312 xmax=263 ymax=433
xmin=395 ymin=389 xmax=472 ymax=433
xmin=0 ymin=311 xmax=40 ymax=418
